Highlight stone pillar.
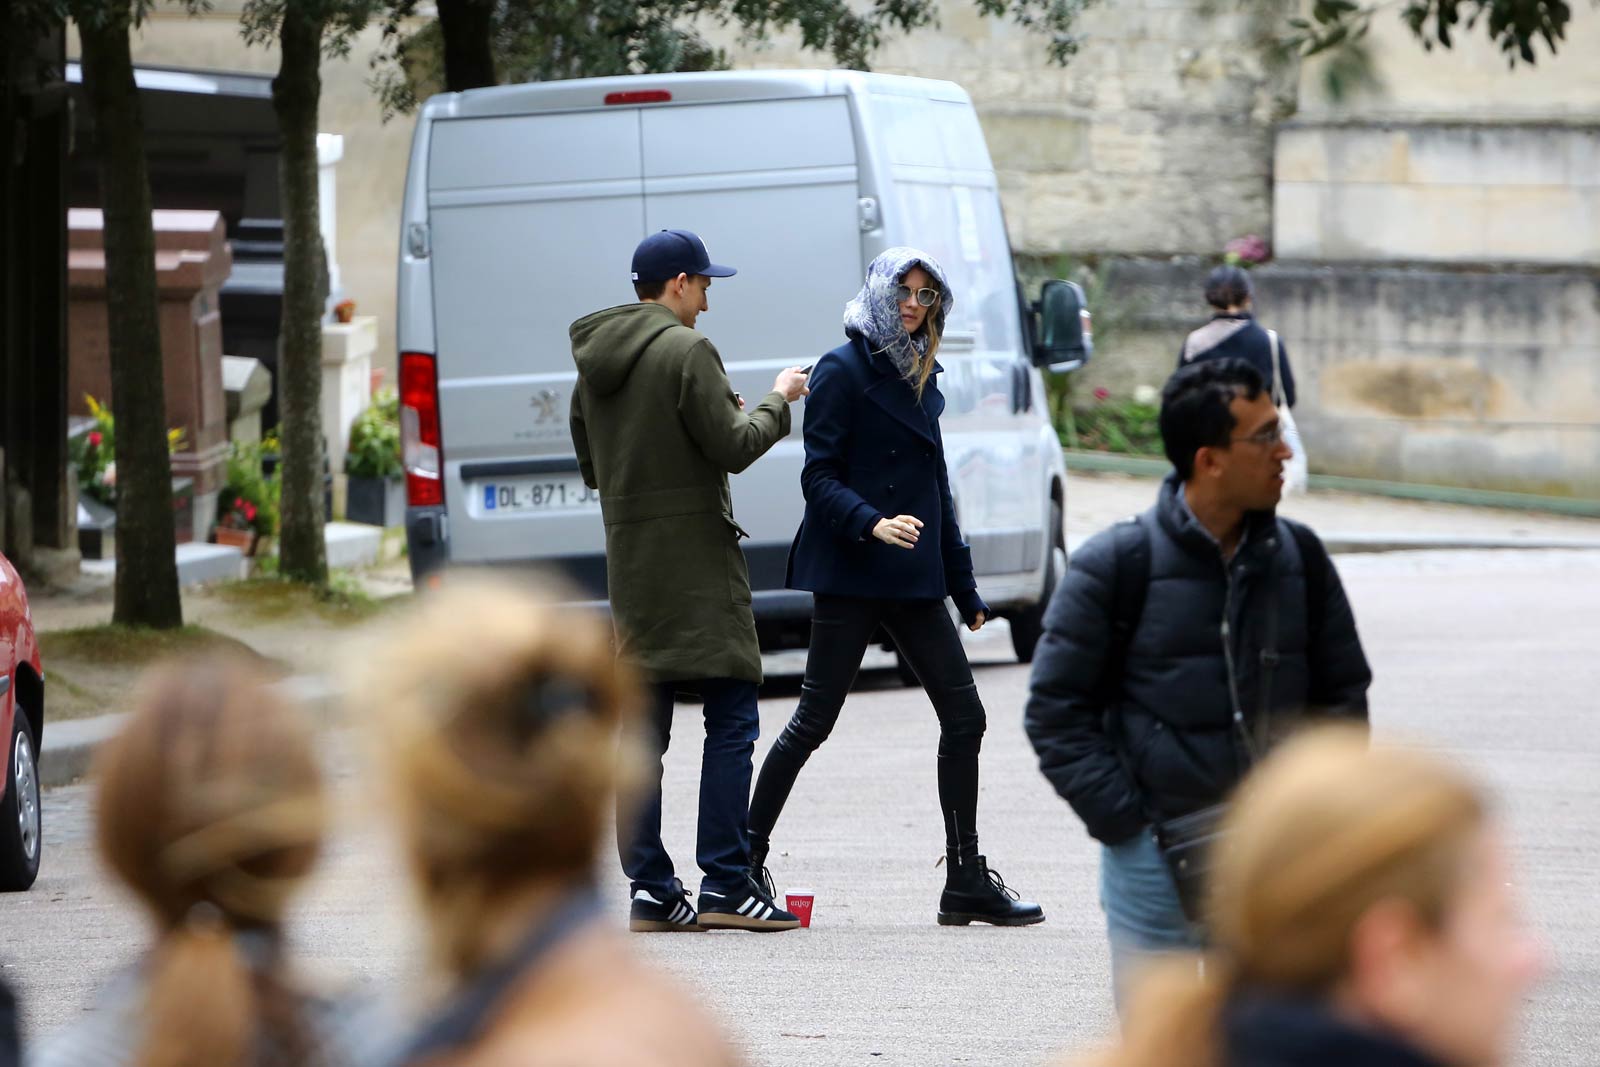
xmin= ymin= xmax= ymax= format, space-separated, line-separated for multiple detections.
xmin=67 ymin=208 xmax=233 ymax=542
xmin=222 ymin=355 xmax=272 ymax=446
xmin=321 ymin=314 xmax=377 ymax=506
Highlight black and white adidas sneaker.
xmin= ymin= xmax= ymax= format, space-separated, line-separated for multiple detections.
xmin=697 ymin=875 xmax=801 ymax=932
xmin=629 ymin=882 xmax=702 ymax=933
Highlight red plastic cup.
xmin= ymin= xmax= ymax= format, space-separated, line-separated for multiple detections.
xmin=785 ymin=888 xmax=815 ymax=928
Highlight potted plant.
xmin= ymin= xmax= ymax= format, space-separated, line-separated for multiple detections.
xmin=345 ymin=389 xmax=405 ymax=527
xmin=214 ymin=496 xmax=260 ymax=553
xmin=70 ymin=395 xmax=189 ymax=557
xmin=214 ymin=438 xmax=280 ymax=555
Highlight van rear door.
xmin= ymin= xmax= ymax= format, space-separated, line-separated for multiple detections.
xmin=426 ymin=109 xmax=643 ymax=566
xmin=638 ymin=96 xmax=861 ymax=550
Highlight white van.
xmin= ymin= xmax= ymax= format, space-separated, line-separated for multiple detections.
xmin=396 ymin=69 xmax=1092 ymax=664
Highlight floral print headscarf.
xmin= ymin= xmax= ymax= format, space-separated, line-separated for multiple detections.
xmin=842 ymin=247 xmax=955 ymax=381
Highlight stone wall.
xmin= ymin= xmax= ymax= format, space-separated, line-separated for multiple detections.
xmin=1274 ymin=264 xmax=1600 ymax=497
xmin=1087 ymin=258 xmax=1600 ymax=497
xmin=1275 ymin=123 xmax=1600 ymax=265
xmin=724 ymin=0 xmax=1294 ymax=259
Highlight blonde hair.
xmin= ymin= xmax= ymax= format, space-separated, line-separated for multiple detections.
xmin=912 ymin=304 xmax=942 ymax=401
xmin=1102 ymin=728 xmax=1487 ymax=1067
xmin=94 ymin=654 xmax=327 ymax=1067
xmin=351 ymin=576 xmax=643 ymax=974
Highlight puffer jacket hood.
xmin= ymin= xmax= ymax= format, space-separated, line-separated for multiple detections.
xmin=569 ymin=302 xmax=684 ymax=396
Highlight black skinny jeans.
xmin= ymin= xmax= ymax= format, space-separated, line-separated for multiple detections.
xmin=748 ymin=594 xmax=987 ymax=860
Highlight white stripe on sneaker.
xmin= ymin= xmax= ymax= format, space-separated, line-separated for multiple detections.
xmin=738 ymin=899 xmax=759 ymax=917
xmin=755 ymin=903 xmax=772 ymax=920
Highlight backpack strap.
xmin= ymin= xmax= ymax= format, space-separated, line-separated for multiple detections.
xmin=1284 ymin=519 xmax=1330 ymax=647
xmin=1267 ymin=329 xmax=1285 ymax=408
xmin=1106 ymin=515 xmax=1152 ymax=685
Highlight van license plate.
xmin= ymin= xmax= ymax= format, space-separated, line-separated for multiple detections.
xmin=480 ymin=477 xmax=599 ymax=513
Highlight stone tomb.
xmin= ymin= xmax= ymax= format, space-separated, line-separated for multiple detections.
xmin=67 ymin=209 xmax=231 ymax=542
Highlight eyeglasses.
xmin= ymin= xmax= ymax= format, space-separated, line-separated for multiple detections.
xmin=1230 ymin=422 xmax=1285 ymax=448
xmin=895 ymin=284 xmax=939 ymax=308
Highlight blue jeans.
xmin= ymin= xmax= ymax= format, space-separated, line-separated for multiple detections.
xmin=619 ymin=679 xmax=760 ymax=899
xmin=1100 ymin=828 xmax=1204 ymax=1013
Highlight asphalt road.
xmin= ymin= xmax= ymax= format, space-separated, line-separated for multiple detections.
xmin=5 ymin=549 xmax=1598 ymax=1066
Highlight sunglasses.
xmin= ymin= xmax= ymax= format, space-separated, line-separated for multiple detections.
xmin=895 ymin=284 xmax=939 ymax=308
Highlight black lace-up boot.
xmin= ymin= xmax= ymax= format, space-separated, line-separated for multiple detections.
xmin=938 ymin=854 xmax=1046 ymax=927
xmin=748 ymin=833 xmax=776 ymax=900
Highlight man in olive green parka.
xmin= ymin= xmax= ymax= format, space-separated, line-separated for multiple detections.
xmin=570 ymin=229 xmax=809 ymax=932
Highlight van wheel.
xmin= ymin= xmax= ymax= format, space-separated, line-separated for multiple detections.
xmin=0 ymin=711 xmax=42 ymax=892
xmin=1009 ymin=501 xmax=1065 ymax=664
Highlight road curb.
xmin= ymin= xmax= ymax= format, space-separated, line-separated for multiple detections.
xmin=38 ymin=713 xmax=126 ymax=789
xmin=1067 ymin=531 xmax=1600 ymax=556
xmin=39 ymin=674 xmax=344 ymax=790
xmin=1062 ymin=450 xmax=1600 ymax=518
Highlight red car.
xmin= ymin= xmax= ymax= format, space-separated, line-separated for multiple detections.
xmin=0 ymin=551 xmax=42 ymax=890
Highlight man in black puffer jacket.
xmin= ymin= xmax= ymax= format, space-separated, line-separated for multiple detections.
xmin=1024 ymin=358 xmax=1370 ymax=1005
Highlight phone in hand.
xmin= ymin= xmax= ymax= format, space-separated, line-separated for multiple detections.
xmin=801 ymin=364 xmax=814 ymax=375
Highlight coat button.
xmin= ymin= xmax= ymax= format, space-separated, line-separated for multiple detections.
xmin=889 ymin=449 xmax=898 ymax=457
xmin=887 ymin=484 xmax=896 ymax=494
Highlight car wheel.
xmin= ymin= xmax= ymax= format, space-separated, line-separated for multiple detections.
xmin=1009 ymin=500 xmax=1065 ymax=664
xmin=0 ymin=711 xmax=42 ymax=892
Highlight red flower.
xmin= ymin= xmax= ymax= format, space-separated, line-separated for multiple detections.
xmin=1093 ymin=387 xmax=1111 ymax=402
xmin=88 ymin=431 xmax=102 ymax=447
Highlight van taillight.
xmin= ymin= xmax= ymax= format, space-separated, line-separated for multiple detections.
xmin=400 ymin=352 xmax=443 ymax=507
xmin=604 ymin=90 xmax=671 ymax=105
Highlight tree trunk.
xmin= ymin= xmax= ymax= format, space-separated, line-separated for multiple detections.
xmin=74 ymin=0 xmax=183 ymax=628
xmin=437 ymin=0 xmax=497 ymax=91
xmin=271 ymin=4 xmax=329 ymax=587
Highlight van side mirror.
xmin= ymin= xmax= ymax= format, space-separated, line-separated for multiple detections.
xmin=1031 ymin=279 xmax=1093 ymax=373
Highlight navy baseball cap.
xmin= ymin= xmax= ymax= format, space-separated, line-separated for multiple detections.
xmin=630 ymin=229 xmax=737 ymax=283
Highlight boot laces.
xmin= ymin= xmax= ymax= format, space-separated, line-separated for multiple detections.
xmin=981 ymin=861 xmax=1021 ymax=901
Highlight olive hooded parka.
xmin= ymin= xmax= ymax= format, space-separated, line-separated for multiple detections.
xmin=569 ymin=301 xmax=790 ymax=684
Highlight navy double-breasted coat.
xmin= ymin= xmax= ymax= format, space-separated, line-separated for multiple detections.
xmin=786 ymin=333 xmax=977 ymax=602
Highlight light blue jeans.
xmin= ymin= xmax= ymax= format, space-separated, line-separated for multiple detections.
xmin=1099 ymin=828 xmax=1205 ymax=1014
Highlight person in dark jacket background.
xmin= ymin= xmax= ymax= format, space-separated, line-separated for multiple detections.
xmin=747 ymin=247 xmax=1043 ymax=927
xmin=1179 ymin=265 xmax=1295 ymax=409
xmin=1024 ymin=358 xmax=1370 ymax=999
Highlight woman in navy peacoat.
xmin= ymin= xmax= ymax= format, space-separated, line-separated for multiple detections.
xmin=783 ymin=331 xmax=972 ymax=601
xmin=747 ymin=248 xmax=1043 ymax=927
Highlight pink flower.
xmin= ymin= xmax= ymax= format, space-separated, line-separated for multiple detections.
xmin=1093 ymin=387 xmax=1111 ymax=402
xmin=88 ymin=431 xmax=102 ymax=447
xmin=1224 ymin=234 xmax=1270 ymax=266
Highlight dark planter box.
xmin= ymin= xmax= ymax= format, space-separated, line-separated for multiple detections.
xmin=346 ymin=475 xmax=406 ymax=527
xmin=77 ymin=494 xmax=115 ymax=561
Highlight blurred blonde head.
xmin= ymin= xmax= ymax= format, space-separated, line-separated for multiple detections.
xmin=352 ymin=576 xmax=642 ymax=975
xmin=94 ymin=654 xmax=326 ymax=1067
xmin=1106 ymin=727 xmax=1541 ymax=1067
